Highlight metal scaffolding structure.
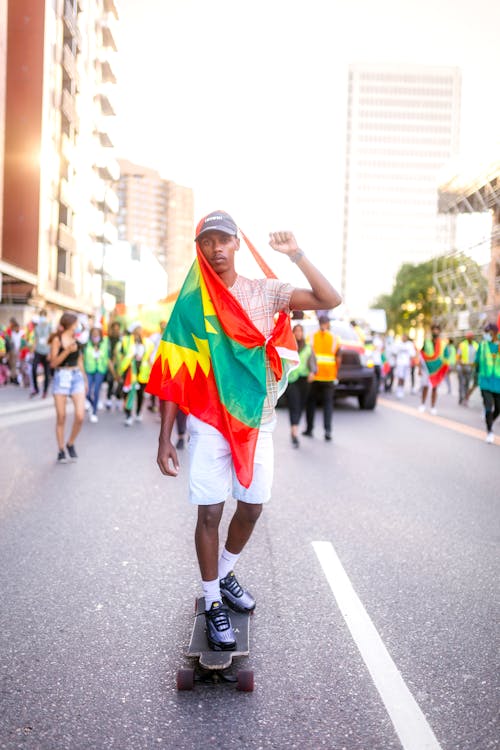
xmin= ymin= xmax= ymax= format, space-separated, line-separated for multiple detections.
xmin=432 ymin=248 xmax=488 ymax=336
xmin=438 ymin=154 xmax=500 ymax=327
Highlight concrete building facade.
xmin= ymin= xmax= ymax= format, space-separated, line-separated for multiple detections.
xmin=342 ymin=63 xmax=461 ymax=315
xmin=0 ymin=0 xmax=120 ymax=323
xmin=117 ymin=159 xmax=194 ymax=295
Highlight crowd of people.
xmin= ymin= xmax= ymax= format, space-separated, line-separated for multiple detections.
xmin=1 ymin=309 xmax=499 ymax=457
xmin=0 ymin=312 xmax=174 ymax=462
xmin=282 ymin=318 xmax=500 ymax=444
xmin=366 ymin=326 xmax=482 ymax=412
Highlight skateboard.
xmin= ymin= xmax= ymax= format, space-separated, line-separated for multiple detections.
xmin=176 ymin=597 xmax=254 ymax=691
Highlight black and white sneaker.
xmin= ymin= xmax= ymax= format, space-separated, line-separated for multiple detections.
xmin=66 ymin=444 xmax=78 ymax=462
xmin=57 ymin=449 xmax=67 ymax=464
xmin=220 ymin=571 xmax=256 ymax=613
xmin=205 ymin=601 xmax=236 ymax=651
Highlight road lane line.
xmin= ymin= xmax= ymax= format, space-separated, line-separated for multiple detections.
xmin=378 ymin=397 xmax=496 ymax=444
xmin=312 ymin=541 xmax=442 ymax=750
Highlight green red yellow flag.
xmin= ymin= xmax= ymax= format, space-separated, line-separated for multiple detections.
xmin=146 ymin=234 xmax=298 ymax=488
xmin=420 ymin=338 xmax=449 ymax=387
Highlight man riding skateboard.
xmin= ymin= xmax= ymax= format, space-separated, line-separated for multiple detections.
xmin=147 ymin=211 xmax=341 ymax=650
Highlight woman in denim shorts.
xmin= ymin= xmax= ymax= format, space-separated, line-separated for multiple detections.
xmin=49 ymin=312 xmax=87 ymax=463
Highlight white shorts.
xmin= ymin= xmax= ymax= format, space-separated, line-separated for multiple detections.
xmin=186 ymin=414 xmax=275 ymax=506
xmin=395 ymin=363 xmax=410 ymax=381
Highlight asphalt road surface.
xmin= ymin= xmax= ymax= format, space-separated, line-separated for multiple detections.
xmin=0 ymin=383 xmax=498 ymax=750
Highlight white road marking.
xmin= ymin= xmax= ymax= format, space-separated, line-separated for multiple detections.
xmin=312 ymin=541 xmax=442 ymax=750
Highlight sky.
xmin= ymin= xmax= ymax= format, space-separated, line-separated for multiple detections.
xmin=114 ymin=0 xmax=500 ymax=302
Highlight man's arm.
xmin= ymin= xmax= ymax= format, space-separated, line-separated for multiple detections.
xmin=269 ymin=231 xmax=342 ymax=311
xmin=157 ymin=400 xmax=180 ymax=477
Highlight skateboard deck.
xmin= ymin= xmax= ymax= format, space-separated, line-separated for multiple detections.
xmin=176 ymin=597 xmax=253 ymax=691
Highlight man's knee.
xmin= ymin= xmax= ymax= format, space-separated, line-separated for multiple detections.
xmin=237 ymin=502 xmax=263 ymax=525
xmin=197 ymin=503 xmax=224 ymax=530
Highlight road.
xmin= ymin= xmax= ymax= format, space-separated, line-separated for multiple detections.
xmin=0 ymin=382 xmax=498 ymax=750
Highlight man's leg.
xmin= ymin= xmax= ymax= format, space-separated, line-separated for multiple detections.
xmin=217 ymin=501 xmax=262 ymax=613
xmin=481 ymin=389 xmax=494 ymax=434
xmin=420 ymin=385 xmax=429 ymax=410
xmin=431 ymin=386 xmax=438 ymax=409
xmin=31 ymin=352 xmax=40 ymax=394
xmin=195 ymin=502 xmax=237 ymax=650
xmin=323 ymin=381 xmax=334 ymax=439
xmin=195 ymin=502 xmax=224 ymax=582
xmin=463 ymin=367 xmax=472 ymax=404
xmin=225 ymin=501 xmax=263 ymax=556
xmin=221 ymin=422 xmax=273 ymax=612
xmin=87 ymin=372 xmax=96 ymax=414
xmin=492 ymin=392 xmax=500 ymax=426
xmin=304 ymin=381 xmax=317 ymax=435
xmin=175 ymin=410 xmax=187 ymax=449
xmin=457 ymin=366 xmax=465 ymax=403
xmin=42 ymin=354 xmax=50 ymax=395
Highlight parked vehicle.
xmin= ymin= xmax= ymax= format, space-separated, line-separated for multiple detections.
xmin=280 ymin=317 xmax=378 ymax=410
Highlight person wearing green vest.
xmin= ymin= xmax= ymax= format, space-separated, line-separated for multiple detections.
xmin=286 ymin=324 xmax=317 ymax=447
xmin=456 ymin=331 xmax=479 ymax=405
xmin=476 ymin=322 xmax=500 ymax=444
xmin=83 ymin=327 xmax=109 ymax=423
xmin=120 ymin=322 xmax=154 ymax=426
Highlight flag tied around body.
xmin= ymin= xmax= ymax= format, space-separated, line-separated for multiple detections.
xmin=146 ymin=232 xmax=299 ymax=488
xmin=420 ymin=338 xmax=449 ymax=388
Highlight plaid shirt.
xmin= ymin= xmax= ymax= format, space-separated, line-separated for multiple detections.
xmin=229 ymin=275 xmax=293 ymax=423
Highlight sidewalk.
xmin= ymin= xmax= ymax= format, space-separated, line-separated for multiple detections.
xmin=0 ymin=383 xmax=54 ymax=414
xmin=0 ymin=383 xmax=56 ymax=429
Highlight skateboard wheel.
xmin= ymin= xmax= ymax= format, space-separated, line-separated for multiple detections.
xmin=176 ymin=668 xmax=195 ymax=691
xmin=236 ymin=669 xmax=254 ymax=692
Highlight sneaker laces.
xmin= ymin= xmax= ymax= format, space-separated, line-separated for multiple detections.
xmin=222 ymin=572 xmax=244 ymax=598
xmin=206 ymin=604 xmax=232 ymax=632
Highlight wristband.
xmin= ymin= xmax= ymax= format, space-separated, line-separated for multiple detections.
xmin=290 ymin=249 xmax=305 ymax=263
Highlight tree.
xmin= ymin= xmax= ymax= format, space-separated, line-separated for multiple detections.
xmin=372 ymin=253 xmax=487 ymax=333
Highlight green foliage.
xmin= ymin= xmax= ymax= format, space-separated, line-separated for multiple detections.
xmin=372 ymin=253 xmax=486 ymax=332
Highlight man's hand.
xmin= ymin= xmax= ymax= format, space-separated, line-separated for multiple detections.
xmin=157 ymin=439 xmax=180 ymax=477
xmin=269 ymin=231 xmax=299 ymax=258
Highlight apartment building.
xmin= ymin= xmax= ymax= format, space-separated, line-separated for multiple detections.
xmin=342 ymin=63 xmax=461 ymax=315
xmin=117 ymin=159 xmax=194 ymax=295
xmin=0 ymin=0 xmax=120 ymax=322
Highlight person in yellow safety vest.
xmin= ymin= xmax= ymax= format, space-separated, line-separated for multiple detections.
xmin=120 ymin=322 xmax=154 ymax=426
xmin=456 ymin=330 xmax=479 ymax=406
xmin=303 ymin=315 xmax=342 ymax=441
xmin=83 ymin=326 xmax=109 ymax=423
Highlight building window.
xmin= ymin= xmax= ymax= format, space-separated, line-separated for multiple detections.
xmin=57 ymin=248 xmax=68 ymax=275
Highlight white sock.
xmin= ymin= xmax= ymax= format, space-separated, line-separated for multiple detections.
xmin=218 ymin=547 xmax=240 ymax=580
xmin=202 ymin=578 xmax=221 ymax=611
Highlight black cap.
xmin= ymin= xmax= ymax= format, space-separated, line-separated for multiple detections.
xmin=195 ymin=211 xmax=238 ymax=241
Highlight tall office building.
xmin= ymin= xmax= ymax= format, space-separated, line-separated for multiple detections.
xmin=342 ymin=63 xmax=461 ymax=315
xmin=0 ymin=0 xmax=119 ymax=320
xmin=117 ymin=159 xmax=194 ymax=294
